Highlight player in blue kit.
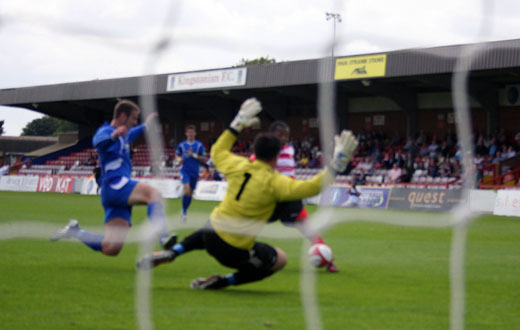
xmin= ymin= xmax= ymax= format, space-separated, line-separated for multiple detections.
xmin=51 ymin=100 xmax=175 ymax=255
xmin=176 ymin=125 xmax=206 ymax=222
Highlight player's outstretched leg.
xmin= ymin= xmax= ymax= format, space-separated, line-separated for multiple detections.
xmin=50 ymin=219 xmax=104 ymax=252
xmin=137 ymin=228 xmax=205 ymax=270
xmin=293 ymin=206 xmax=340 ymax=273
xmin=326 ymin=261 xmax=339 ymax=272
xmin=50 ymin=219 xmax=80 ymax=241
xmin=271 ymin=201 xmax=340 ymax=273
xmin=136 ymin=233 xmax=179 ymax=270
xmin=159 ymin=234 xmax=178 ymax=250
xmin=137 ymin=250 xmax=176 ymax=270
xmin=191 ymin=243 xmax=287 ymax=290
xmin=310 ymin=235 xmax=339 ymax=273
xmin=147 ymin=200 xmax=169 ymax=243
xmin=190 ymin=275 xmax=229 ymax=290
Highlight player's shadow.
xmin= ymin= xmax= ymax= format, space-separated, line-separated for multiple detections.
xmin=153 ymin=286 xmax=293 ymax=296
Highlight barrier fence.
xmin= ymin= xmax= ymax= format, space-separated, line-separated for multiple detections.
xmin=1 ymin=175 xmax=518 ymax=217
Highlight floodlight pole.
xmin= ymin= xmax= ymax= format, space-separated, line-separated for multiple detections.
xmin=325 ymin=12 xmax=342 ymax=57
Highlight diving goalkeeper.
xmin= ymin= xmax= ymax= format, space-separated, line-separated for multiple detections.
xmin=137 ymin=98 xmax=358 ymax=289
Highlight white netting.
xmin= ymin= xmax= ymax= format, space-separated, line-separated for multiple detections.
xmin=1 ymin=1 xmax=513 ymax=329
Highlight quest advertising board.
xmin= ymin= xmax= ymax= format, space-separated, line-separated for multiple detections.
xmin=388 ymin=188 xmax=465 ymax=211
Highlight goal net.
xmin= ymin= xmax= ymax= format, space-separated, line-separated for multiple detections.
xmin=0 ymin=1 xmax=517 ymax=330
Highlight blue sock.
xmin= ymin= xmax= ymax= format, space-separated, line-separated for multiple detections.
xmin=182 ymin=195 xmax=192 ymax=214
xmin=172 ymin=243 xmax=185 ymax=255
xmin=147 ymin=201 xmax=168 ymax=242
xmin=225 ymin=274 xmax=236 ymax=286
xmin=76 ymin=230 xmax=103 ymax=252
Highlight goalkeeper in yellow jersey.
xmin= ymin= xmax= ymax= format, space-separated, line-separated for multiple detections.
xmin=137 ymin=98 xmax=358 ymax=289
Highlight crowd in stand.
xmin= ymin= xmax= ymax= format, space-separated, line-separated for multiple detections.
xmin=214 ymin=128 xmax=520 ymax=184
xmin=291 ymin=137 xmax=322 ymax=169
xmin=272 ymin=129 xmax=520 ymax=184
xmin=229 ymin=136 xmax=323 ymax=168
xmin=8 ymin=126 xmax=519 ymax=186
xmin=348 ymin=130 xmax=464 ymax=183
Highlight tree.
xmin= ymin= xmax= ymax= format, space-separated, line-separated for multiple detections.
xmin=21 ymin=116 xmax=77 ymax=136
xmin=55 ymin=120 xmax=78 ymax=135
xmin=0 ymin=120 xmax=4 ymax=136
xmin=236 ymin=56 xmax=276 ymax=66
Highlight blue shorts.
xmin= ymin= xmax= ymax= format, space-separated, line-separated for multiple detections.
xmin=100 ymin=177 xmax=139 ymax=224
xmin=181 ymin=170 xmax=199 ymax=190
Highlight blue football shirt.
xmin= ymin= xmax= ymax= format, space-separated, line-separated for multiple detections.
xmin=176 ymin=140 xmax=206 ymax=175
xmin=92 ymin=122 xmax=146 ymax=185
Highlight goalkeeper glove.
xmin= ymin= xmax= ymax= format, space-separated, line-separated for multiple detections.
xmin=230 ymin=97 xmax=262 ymax=132
xmin=330 ymin=130 xmax=359 ymax=173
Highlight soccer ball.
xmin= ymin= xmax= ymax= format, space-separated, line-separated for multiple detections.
xmin=308 ymin=243 xmax=333 ymax=268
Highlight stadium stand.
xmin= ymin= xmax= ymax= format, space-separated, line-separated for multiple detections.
xmin=7 ymin=128 xmax=520 ymax=189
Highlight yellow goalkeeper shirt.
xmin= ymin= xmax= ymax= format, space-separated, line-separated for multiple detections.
xmin=209 ymin=129 xmax=333 ymax=250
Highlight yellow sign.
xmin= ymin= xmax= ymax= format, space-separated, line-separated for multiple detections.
xmin=334 ymin=54 xmax=387 ymax=80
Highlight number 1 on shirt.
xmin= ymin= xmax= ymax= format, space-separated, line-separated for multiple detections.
xmin=235 ymin=172 xmax=252 ymax=201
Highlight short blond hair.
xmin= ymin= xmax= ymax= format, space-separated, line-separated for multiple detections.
xmin=113 ymin=100 xmax=139 ymax=119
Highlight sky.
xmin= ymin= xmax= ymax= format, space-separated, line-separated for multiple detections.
xmin=1 ymin=0 xmax=520 ymax=136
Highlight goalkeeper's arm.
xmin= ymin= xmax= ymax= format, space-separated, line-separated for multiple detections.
xmin=210 ymin=97 xmax=263 ymax=171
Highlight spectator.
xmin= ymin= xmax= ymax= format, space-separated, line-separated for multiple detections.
xmin=439 ymin=140 xmax=451 ymax=158
xmin=475 ymin=135 xmax=488 ymax=156
xmin=445 ymin=130 xmax=456 ymax=148
xmin=451 ymin=160 xmax=462 ymax=179
xmin=474 ymin=153 xmax=485 ymax=183
xmin=492 ymin=151 xmax=503 ymax=164
xmin=427 ymin=136 xmax=440 ymax=158
xmin=391 ymin=131 xmax=402 ymax=146
xmin=165 ymin=154 xmax=174 ymax=167
xmin=454 ymin=145 xmax=462 ymax=162
xmin=439 ymin=158 xmax=453 ymax=177
xmin=415 ymin=130 xmax=427 ymax=146
xmin=488 ymin=137 xmax=498 ymax=157
xmin=86 ymin=152 xmax=97 ymax=166
xmin=298 ymin=152 xmax=309 ymax=168
xmin=356 ymin=170 xmax=367 ymax=186
xmin=506 ymin=145 xmax=516 ymax=159
xmin=356 ymin=156 xmax=374 ymax=174
xmin=387 ymin=163 xmax=402 ymax=183
xmin=403 ymin=152 xmax=414 ymax=171
xmin=308 ymin=153 xmax=319 ymax=168
xmin=400 ymin=167 xmax=412 ymax=183
xmin=419 ymin=143 xmax=430 ymax=157
xmin=0 ymin=162 xmax=9 ymax=176
xmin=427 ymin=156 xmax=439 ymax=177
xmin=414 ymin=156 xmax=427 ymax=171
xmin=211 ymin=167 xmax=223 ymax=181
xmin=200 ymin=163 xmax=211 ymax=180
xmin=515 ymin=131 xmax=520 ymax=152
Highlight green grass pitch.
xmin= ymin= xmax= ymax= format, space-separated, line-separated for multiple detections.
xmin=0 ymin=191 xmax=519 ymax=329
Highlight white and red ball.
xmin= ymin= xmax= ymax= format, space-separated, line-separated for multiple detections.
xmin=308 ymin=243 xmax=333 ymax=268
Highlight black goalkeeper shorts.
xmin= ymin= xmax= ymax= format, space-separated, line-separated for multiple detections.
xmin=203 ymin=226 xmax=277 ymax=272
xmin=268 ymin=200 xmax=305 ymax=224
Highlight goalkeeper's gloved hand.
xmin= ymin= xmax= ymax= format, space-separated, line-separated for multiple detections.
xmin=230 ymin=97 xmax=262 ymax=132
xmin=330 ymin=130 xmax=359 ymax=173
